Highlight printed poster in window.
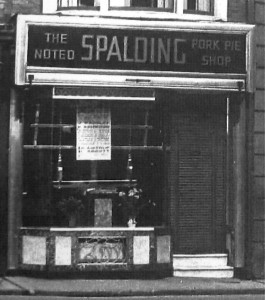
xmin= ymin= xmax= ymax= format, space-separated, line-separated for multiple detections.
xmin=76 ymin=106 xmax=111 ymax=160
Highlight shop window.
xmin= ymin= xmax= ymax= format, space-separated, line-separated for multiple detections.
xmin=183 ymin=0 xmax=214 ymax=15
xmin=23 ymin=99 xmax=164 ymax=228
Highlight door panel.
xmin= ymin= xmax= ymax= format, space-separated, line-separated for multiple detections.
xmin=169 ymin=97 xmax=227 ymax=254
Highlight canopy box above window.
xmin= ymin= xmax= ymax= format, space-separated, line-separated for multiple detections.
xmin=15 ymin=14 xmax=255 ymax=92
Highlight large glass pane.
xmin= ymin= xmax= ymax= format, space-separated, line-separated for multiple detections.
xmin=109 ymin=0 xmax=174 ymax=10
xmin=23 ymin=99 xmax=164 ymax=228
xmin=183 ymin=0 xmax=214 ymax=14
xmin=57 ymin=0 xmax=100 ymax=9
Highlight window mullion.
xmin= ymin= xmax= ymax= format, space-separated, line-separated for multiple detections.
xmin=175 ymin=0 xmax=183 ymax=15
xmin=33 ymin=104 xmax=40 ymax=146
xmin=183 ymin=0 xmax=214 ymax=15
xmin=100 ymin=0 xmax=109 ymax=12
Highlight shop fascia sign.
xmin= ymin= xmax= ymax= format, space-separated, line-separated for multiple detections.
xmin=15 ymin=15 xmax=255 ymax=91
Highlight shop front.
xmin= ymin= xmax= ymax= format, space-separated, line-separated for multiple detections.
xmin=9 ymin=14 xmax=254 ymax=277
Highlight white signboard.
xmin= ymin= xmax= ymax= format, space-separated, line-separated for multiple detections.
xmin=55 ymin=236 xmax=72 ymax=266
xmin=76 ymin=107 xmax=111 ymax=160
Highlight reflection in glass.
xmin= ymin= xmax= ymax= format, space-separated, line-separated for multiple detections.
xmin=183 ymin=0 xmax=213 ymax=14
xmin=109 ymin=0 xmax=173 ymax=10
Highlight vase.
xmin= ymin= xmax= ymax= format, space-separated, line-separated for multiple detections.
xmin=127 ymin=218 xmax=137 ymax=228
xmin=69 ymin=215 xmax=77 ymax=227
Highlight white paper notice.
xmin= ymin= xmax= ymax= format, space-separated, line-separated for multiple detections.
xmin=76 ymin=107 xmax=111 ymax=160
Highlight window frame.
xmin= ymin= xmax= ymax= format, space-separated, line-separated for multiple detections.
xmin=42 ymin=0 xmax=227 ymax=20
xmin=176 ymin=0 xmax=227 ymax=20
xmin=183 ymin=0 xmax=214 ymax=16
xmin=22 ymin=98 xmax=165 ymax=227
xmin=108 ymin=0 xmax=174 ymax=12
xmin=57 ymin=0 xmax=100 ymax=10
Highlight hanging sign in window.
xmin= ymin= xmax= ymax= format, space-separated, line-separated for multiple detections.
xmin=76 ymin=107 xmax=111 ymax=160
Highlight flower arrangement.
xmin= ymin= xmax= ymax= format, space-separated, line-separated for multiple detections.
xmin=117 ymin=185 xmax=155 ymax=227
xmin=57 ymin=192 xmax=85 ymax=226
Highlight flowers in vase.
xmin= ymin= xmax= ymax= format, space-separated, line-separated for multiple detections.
xmin=117 ymin=186 xmax=156 ymax=226
xmin=57 ymin=193 xmax=85 ymax=226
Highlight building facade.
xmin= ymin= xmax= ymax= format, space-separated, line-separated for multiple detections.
xmin=0 ymin=0 xmax=264 ymax=279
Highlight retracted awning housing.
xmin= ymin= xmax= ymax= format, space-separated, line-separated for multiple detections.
xmin=15 ymin=14 xmax=255 ymax=92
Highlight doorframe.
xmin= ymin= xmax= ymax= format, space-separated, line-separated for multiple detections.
xmin=166 ymin=92 xmax=250 ymax=263
xmin=228 ymin=92 xmax=253 ymax=269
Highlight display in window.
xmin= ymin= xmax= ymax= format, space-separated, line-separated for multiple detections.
xmin=76 ymin=106 xmax=111 ymax=161
xmin=117 ymin=185 xmax=156 ymax=227
xmin=23 ymin=99 xmax=164 ymax=228
xmin=57 ymin=192 xmax=85 ymax=227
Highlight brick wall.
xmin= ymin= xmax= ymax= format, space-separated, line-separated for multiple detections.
xmin=12 ymin=0 xmax=41 ymax=14
xmin=0 ymin=43 xmax=10 ymax=273
xmin=0 ymin=0 xmax=41 ymax=22
xmin=252 ymin=0 xmax=265 ymax=279
xmin=228 ymin=0 xmax=247 ymax=22
xmin=0 ymin=0 xmax=11 ymax=22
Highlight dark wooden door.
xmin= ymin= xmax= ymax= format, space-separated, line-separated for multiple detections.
xmin=169 ymin=97 xmax=227 ymax=254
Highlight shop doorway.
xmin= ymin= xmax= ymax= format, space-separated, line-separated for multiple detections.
xmin=169 ymin=95 xmax=227 ymax=254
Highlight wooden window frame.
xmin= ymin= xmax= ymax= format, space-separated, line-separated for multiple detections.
xmin=183 ymin=0 xmax=214 ymax=16
xmin=57 ymin=0 xmax=100 ymax=11
xmin=42 ymin=0 xmax=228 ymax=20
xmin=109 ymin=0 xmax=174 ymax=12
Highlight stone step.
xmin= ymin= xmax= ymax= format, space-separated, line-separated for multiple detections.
xmin=173 ymin=253 xmax=228 ymax=269
xmin=173 ymin=266 xmax=234 ymax=278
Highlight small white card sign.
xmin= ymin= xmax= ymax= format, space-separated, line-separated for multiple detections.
xmin=76 ymin=106 xmax=111 ymax=160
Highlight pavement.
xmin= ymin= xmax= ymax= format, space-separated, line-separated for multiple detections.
xmin=0 ymin=276 xmax=264 ymax=297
